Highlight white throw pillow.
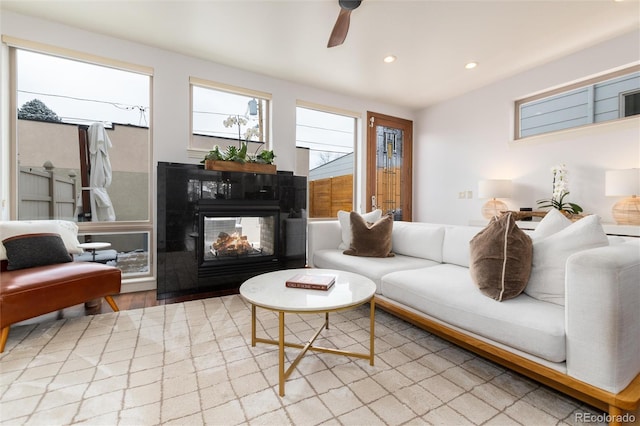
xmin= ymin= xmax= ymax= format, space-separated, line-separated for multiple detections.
xmin=525 ymin=215 xmax=609 ymax=306
xmin=531 ymin=208 xmax=572 ymax=240
xmin=0 ymin=220 xmax=83 ymax=260
xmin=337 ymin=209 xmax=382 ymax=250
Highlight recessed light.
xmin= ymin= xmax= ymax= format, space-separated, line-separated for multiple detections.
xmin=465 ymin=62 xmax=478 ymax=69
xmin=383 ymin=55 xmax=397 ymax=63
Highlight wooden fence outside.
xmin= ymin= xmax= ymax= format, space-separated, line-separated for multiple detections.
xmin=308 ymin=168 xmax=401 ymax=218
xmin=309 ymin=174 xmax=353 ymax=218
xmin=19 ymin=167 xmax=77 ymax=220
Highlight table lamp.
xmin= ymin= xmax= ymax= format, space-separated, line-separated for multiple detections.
xmin=605 ymin=169 xmax=640 ymax=225
xmin=478 ymin=179 xmax=512 ymax=220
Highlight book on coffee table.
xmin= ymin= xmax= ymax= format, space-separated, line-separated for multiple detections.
xmin=286 ymin=273 xmax=336 ymax=291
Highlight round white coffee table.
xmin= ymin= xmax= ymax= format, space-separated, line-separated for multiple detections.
xmin=240 ymin=268 xmax=376 ymax=396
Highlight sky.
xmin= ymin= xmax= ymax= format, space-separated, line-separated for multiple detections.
xmin=17 ymin=50 xmax=150 ymax=127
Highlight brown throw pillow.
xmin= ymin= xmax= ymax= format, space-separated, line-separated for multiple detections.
xmin=469 ymin=213 xmax=533 ymax=301
xmin=343 ymin=212 xmax=394 ymax=258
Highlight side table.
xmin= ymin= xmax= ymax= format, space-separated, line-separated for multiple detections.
xmin=78 ymin=242 xmax=112 ymax=262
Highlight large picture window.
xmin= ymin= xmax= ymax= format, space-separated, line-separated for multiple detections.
xmin=6 ymin=37 xmax=154 ymax=281
xmin=13 ymin=48 xmax=151 ymax=222
xmin=515 ymin=65 xmax=640 ymax=140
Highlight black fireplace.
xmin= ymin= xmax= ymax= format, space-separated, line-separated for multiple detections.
xmin=157 ymin=162 xmax=307 ymax=299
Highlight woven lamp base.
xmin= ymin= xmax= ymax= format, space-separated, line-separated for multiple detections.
xmin=482 ymin=199 xmax=508 ymax=220
xmin=612 ymin=196 xmax=640 ymax=225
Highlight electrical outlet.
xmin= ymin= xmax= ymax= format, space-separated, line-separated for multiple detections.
xmin=466 ymin=190 xmax=473 ymax=199
xmin=458 ymin=192 xmax=465 ymax=199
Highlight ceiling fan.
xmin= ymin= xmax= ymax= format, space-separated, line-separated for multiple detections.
xmin=327 ymin=0 xmax=363 ymax=48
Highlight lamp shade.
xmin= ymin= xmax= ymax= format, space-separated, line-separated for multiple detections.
xmin=605 ymin=169 xmax=640 ymax=196
xmin=478 ymin=179 xmax=512 ymax=199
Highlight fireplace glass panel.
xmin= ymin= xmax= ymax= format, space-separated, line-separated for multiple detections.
xmin=203 ymin=215 xmax=276 ymax=261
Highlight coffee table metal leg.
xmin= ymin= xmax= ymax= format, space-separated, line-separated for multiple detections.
xmin=252 ymin=301 xmax=375 ymax=396
xmin=279 ymin=311 xmax=285 ymax=396
xmin=370 ymin=298 xmax=375 ymax=366
xmin=251 ymin=304 xmax=257 ymax=347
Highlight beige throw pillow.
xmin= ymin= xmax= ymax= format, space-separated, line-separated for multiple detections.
xmin=469 ymin=213 xmax=533 ymax=302
xmin=343 ymin=212 xmax=394 ymax=258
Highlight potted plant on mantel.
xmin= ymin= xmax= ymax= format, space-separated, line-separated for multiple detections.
xmin=201 ymin=143 xmax=277 ymax=174
xmin=201 ymin=113 xmax=276 ymax=174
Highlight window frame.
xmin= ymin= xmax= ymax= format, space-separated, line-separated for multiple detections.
xmin=514 ymin=64 xmax=640 ymax=141
xmin=295 ymin=100 xmax=360 ymax=218
xmin=188 ymin=77 xmax=271 ymax=160
xmin=4 ymin=36 xmax=155 ymax=284
xmin=620 ymin=88 xmax=640 ymax=118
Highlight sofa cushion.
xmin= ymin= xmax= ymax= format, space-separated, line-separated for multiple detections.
xmin=525 ymin=214 xmax=609 ymax=306
xmin=312 ymin=249 xmax=438 ymax=292
xmin=0 ymin=220 xmax=83 ymax=260
xmin=337 ymin=209 xmax=382 ymax=250
xmin=380 ymin=264 xmax=566 ymax=362
xmin=469 ymin=213 xmax=533 ymax=301
xmin=3 ymin=233 xmax=72 ymax=271
xmin=344 ymin=212 xmax=394 ymax=258
xmin=442 ymin=226 xmax=482 ymax=267
xmin=532 ymin=208 xmax=572 ymax=240
xmin=391 ymin=222 xmax=445 ymax=262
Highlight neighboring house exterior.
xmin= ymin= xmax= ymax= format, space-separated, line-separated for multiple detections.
xmin=309 ymin=152 xmax=353 ymax=181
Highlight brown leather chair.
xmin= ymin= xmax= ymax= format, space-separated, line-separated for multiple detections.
xmin=0 ymin=260 xmax=121 ymax=352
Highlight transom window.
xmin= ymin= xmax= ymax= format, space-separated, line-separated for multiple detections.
xmin=515 ymin=65 xmax=640 ymax=140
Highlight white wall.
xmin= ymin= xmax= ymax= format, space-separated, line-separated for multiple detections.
xmin=415 ymin=30 xmax=640 ymax=225
xmin=2 ymin=12 xmax=639 ymax=227
xmin=0 ymin=11 xmax=414 ymax=219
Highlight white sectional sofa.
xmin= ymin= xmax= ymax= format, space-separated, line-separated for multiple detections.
xmin=307 ymin=215 xmax=640 ymax=423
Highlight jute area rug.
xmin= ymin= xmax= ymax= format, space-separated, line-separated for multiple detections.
xmin=0 ymin=295 xmax=604 ymax=425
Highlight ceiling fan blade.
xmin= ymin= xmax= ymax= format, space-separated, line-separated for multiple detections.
xmin=327 ymin=8 xmax=352 ymax=48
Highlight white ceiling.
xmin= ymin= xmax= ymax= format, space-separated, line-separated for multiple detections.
xmin=2 ymin=0 xmax=639 ymax=110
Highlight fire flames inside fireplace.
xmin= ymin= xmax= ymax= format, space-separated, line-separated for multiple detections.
xmin=203 ymin=215 xmax=275 ymax=261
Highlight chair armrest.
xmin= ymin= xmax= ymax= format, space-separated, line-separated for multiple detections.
xmin=565 ymin=240 xmax=640 ymax=393
xmin=307 ymin=220 xmax=342 ymax=267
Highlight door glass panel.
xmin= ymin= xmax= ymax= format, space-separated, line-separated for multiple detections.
xmin=375 ymin=125 xmax=404 ymax=220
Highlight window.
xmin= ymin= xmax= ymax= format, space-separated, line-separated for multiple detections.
xmin=190 ymin=78 xmax=270 ymax=157
xmin=77 ymin=231 xmax=150 ymax=278
xmin=515 ymin=65 xmax=640 ymax=139
xmin=296 ymin=104 xmax=357 ymax=218
xmin=621 ymin=89 xmax=640 ymax=117
xmin=14 ymin=48 xmax=151 ymax=222
xmin=6 ymin=37 xmax=154 ymax=281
